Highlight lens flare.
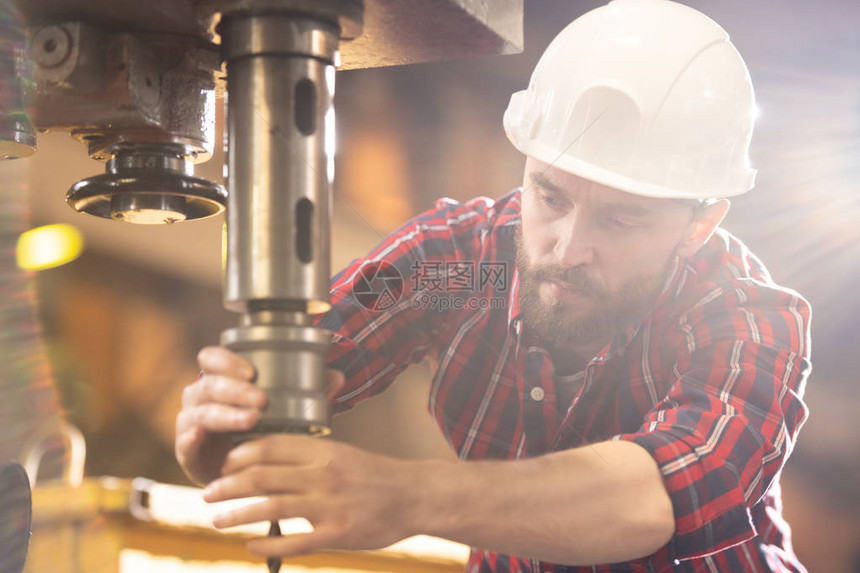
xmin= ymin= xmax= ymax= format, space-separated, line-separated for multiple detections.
xmin=16 ymin=224 xmax=84 ymax=271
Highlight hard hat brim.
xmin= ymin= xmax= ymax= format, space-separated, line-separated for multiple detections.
xmin=513 ymin=137 xmax=756 ymax=200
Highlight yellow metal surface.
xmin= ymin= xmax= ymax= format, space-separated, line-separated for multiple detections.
xmin=25 ymin=477 xmax=468 ymax=573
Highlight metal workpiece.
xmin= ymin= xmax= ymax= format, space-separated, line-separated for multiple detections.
xmin=198 ymin=0 xmax=364 ymax=40
xmin=218 ymin=7 xmax=353 ymax=451
xmin=15 ymin=0 xmax=522 ymax=70
xmin=66 ymin=143 xmax=227 ymax=224
xmin=222 ymin=14 xmax=338 ymax=314
xmin=24 ymin=21 xmax=224 ymax=223
xmin=4 ymin=2 xmax=525 ymax=566
xmin=15 ymin=0 xmax=209 ymax=37
xmin=221 ymin=311 xmax=333 ymax=436
xmin=11 ymin=0 xmax=522 ymax=212
xmin=27 ymin=24 xmax=220 ymax=155
xmin=28 ymin=23 xmax=106 ymax=92
xmin=7 ymin=0 xmax=525 ymax=451
xmin=0 ymin=115 xmax=36 ymax=160
xmin=219 ymin=13 xmax=341 ymax=62
xmin=0 ymin=7 xmax=36 ymax=160
xmin=328 ymin=0 xmax=523 ymax=69
xmin=201 ymin=0 xmax=523 ymax=69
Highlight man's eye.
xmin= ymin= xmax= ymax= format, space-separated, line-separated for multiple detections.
xmin=607 ymin=217 xmax=638 ymax=230
xmin=539 ymin=191 xmax=565 ymax=209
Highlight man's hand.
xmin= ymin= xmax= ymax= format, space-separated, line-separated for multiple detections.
xmin=201 ymin=434 xmax=420 ymax=558
xmin=175 ymin=346 xmax=345 ymax=486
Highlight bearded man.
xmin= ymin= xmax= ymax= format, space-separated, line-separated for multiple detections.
xmin=175 ymin=1 xmax=811 ymax=571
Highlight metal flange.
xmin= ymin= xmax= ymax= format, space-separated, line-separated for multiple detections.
xmin=0 ymin=115 xmax=36 ymax=160
xmin=66 ymin=143 xmax=226 ymax=224
xmin=197 ymin=0 xmax=364 ymax=40
xmin=221 ymin=311 xmax=333 ymax=437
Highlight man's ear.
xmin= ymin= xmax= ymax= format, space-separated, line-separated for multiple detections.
xmin=675 ymin=199 xmax=730 ymax=259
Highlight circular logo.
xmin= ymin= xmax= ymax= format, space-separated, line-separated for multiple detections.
xmin=352 ymin=260 xmax=404 ymax=311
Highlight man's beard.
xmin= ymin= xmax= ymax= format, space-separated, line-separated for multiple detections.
xmin=514 ymin=227 xmax=675 ymax=353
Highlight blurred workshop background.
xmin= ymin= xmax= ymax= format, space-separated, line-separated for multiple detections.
xmin=2 ymin=0 xmax=858 ymax=571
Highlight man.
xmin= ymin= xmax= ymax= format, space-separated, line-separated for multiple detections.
xmin=176 ymin=1 xmax=811 ymax=571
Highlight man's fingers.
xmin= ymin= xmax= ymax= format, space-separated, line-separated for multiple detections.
xmin=179 ymin=404 xmax=260 ymax=433
xmin=194 ymin=349 xmax=340 ymax=405
xmin=326 ymin=369 xmax=345 ymax=401
xmin=183 ymin=374 xmax=267 ymax=409
xmin=198 ymin=346 xmax=256 ymax=380
xmin=203 ymin=465 xmax=323 ymax=502
xmin=221 ymin=435 xmax=320 ymax=476
xmin=212 ymin=495 xmax=318 ymax=529
xmin=175 ymin=426 xmax=204 ymax=459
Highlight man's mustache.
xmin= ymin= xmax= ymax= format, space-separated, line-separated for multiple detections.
xmin=526 ymin=264 xmax=607 ymax=297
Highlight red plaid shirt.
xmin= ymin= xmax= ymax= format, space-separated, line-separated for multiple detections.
xmin=317 ymin=189 xmax=811 ymax=572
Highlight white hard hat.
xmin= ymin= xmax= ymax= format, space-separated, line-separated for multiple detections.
xmin=504 ymin=0 xmax=757 ymax=199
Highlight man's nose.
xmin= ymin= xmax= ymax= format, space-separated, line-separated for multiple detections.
xmin=552 ymin=211 xmax=594 ymax=268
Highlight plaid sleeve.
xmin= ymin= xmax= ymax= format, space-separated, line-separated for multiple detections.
xmin=313 ymin=197 xmax=494 ymax=414
xmin=613 ymin=285 xmax=811 ymax=561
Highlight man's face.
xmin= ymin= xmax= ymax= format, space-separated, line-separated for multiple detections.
xmin=516 ymin=157 xmax=700 ymax=353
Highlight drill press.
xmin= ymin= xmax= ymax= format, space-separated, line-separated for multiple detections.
xmin=2 ymin=0 xmax=522 ymax=568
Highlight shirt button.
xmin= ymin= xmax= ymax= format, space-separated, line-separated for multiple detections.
xmin=529 ymin=386 xmax=545 ymax=401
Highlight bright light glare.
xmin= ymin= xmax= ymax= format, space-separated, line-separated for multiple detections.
xmin=326 ymin=64 xmax=336 ymax=98
xmin=16 ymin=224 xmax=84 ymax=271
xmin=325 ymin=106 xmax=337 ymax=183
xmin=221 ymin=221 xmax=228 ymax=276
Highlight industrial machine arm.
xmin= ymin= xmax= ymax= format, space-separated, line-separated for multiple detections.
xmin=2 ymin=0 xmax=522 ymax=485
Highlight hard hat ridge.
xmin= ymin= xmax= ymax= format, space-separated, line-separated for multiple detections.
xmin=504 ymin=0 xmax=757 ymax=199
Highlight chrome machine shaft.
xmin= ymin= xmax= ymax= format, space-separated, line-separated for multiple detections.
xmin=217 ymin=2 xmax=361 ymax=439
xmin=215 ymin=7 xmax=363 ymax=568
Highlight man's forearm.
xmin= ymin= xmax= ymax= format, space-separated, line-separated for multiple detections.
xmin=406 ymin=440 xmax=675 ymax=566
